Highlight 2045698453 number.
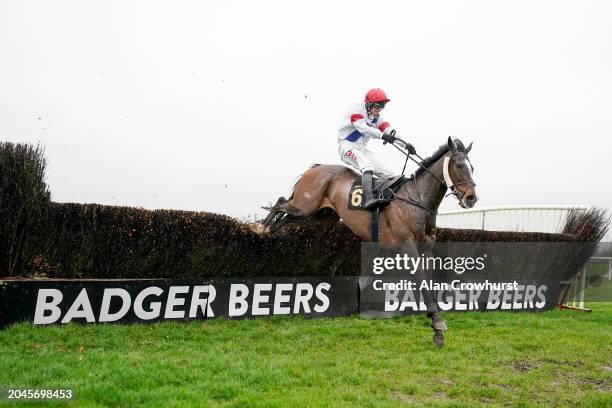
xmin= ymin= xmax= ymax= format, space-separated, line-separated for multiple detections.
xmin=4 ymin=389 xmax=73 ymax=400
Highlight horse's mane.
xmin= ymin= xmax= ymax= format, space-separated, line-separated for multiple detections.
xmin=413 ymin=139 xmax=465 ymax=177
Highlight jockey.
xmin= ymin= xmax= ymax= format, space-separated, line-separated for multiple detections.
xmin=337 ymin=88 xmax=416 ymax=209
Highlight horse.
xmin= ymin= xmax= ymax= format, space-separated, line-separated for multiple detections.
xmin=260 ymin=136 xmax=477 ymax=346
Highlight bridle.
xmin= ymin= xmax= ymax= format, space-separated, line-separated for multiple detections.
xmin=441 ymin=155 xmax=476 ymax=201
xmin=388 ymin=138 xmax=476 ymax=208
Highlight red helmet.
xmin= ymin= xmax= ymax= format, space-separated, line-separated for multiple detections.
xmin=364 ymin=88 xmax=390 ymax=104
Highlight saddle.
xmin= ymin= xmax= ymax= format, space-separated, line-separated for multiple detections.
xmin=347 ymin=175 xmax=411 ymax=211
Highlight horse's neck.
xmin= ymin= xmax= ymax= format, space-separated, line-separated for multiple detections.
xmin=408 ymin=156 xmax=448 ymax=212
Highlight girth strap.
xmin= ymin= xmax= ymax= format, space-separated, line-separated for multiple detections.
xmin=371 ymin=207 xmax=379 ymax=242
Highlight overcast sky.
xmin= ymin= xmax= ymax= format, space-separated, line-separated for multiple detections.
xmin=2 ymin=0 xmax=611 ymax=223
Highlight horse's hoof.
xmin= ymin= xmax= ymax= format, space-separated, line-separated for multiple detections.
xmin=431 ymin=319 xmax=448 ymax=332
xmin=433 ymin=330 xmax=445 ymax=347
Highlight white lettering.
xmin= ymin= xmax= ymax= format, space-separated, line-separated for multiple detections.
xmin=190 ymin=285 xmax=215 ymax=318
xmin=134 ymin=287 xmax=163 ymax=320
xmin=165 ymin=286 xmax=189 ymax=319
xmin=314 ymin=282 xmax=330 ymax=313
xmin=61 ymin=288 xmax=95 ymax=323
xmin=34 ymin=289 xmax=63 ymax=324
xmin=523 ymin=285 xmax=536 ymax=308
xmin=535 ymin=285 xmax=547 ymax=308
xmin=252 ymin=284 xmax=272 ymax=316
xmin=228 ymin=284 xmax=249 ymax=317
xmin=294 ymin=283 xmax=313 ymax=314
xmin=99 ymin=288 xmax=131 ymax=322
xmin=273 ymin=284 xmax=293 ymax=315
xmin=501 ymin=290 xmax=513 ymax=310
xmin=455 ymin=290 xmax=468 ymax=311
xmin=385 ymin=289 xmax=400 ymax=311
xmin=487 ymin=290 xmax=502 ymax=309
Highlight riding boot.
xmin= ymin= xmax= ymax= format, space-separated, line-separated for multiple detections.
xmin=362 ymin=170 xmax=384 ymax=209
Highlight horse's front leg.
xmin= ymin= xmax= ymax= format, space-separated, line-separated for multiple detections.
xmin=400 ymin=237 xmax=447 ymax=347
xmin=421 ymin=235 xmax=447 ymax=347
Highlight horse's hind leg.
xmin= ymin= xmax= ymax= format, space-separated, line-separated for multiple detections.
xmin=263 ymin=166 xmax=332 ymax=233
xmin=262 ymin=196 xmax=289 ymax=227
xmin=277 ymin=182 xmax=328 ymax=219
xmin=266 ymin=200 xmax=310 ymax=233
xmin=269 ymin=213 xmax=302 ymax=232
xmin=264 ymin=191 xmax=325 ymax=233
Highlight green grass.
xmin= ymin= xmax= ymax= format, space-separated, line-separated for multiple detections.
xmin=1 ymin=306 xmax=611 ymax=407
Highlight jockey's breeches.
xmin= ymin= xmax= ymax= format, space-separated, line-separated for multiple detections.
xmin=338 ymin=141 xmax=392 ymax=177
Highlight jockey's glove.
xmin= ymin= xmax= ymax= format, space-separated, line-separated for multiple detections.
xmin=381 ymin=132 xmax=397 ymax=144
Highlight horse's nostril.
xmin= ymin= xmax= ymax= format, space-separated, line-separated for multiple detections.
xmin=466 ymin=195 xmax=475 ymax=203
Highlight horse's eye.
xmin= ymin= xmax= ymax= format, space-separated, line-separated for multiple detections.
xmin=456 ymin=164 xmax=465 ymax=169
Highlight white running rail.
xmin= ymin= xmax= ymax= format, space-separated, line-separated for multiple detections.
xmin=436 ymin=205 xmax=612 ymax=240
xmin=437 ymin=205 xmax=612 ymax=308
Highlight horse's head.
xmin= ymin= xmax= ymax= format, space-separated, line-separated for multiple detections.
xmin=444 ymin=136 xmax=478 ymax=209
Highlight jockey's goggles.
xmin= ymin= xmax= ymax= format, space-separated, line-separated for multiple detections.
xmin=371 ymin=102 xmax=386 ymax=109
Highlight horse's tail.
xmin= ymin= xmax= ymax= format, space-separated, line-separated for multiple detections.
xmin=288 ymin=163 xmax=321 ymax=200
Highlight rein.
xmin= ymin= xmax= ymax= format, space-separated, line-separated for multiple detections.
xmin=387 ymin=138 xmax=475 ymax=210
xmin=393 ymin=194 xmax=437 ymax=215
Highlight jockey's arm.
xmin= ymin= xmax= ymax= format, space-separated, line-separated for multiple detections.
xmin=351 ymin=116 xmax=395 ymax=139
xmin=351 ymin=116 xmax=382 ymax=139
xmin=376 ymin=117 xmax=396 ymax=137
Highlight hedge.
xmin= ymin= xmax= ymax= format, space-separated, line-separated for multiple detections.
xmin=0 ymin=142 xmax=608 ymax=279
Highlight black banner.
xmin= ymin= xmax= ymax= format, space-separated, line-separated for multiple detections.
xmin=0 ymin=244 xmax=589 ymax=329
xmin=0 ymin=277 xmax=359 ymax=329
xmin=356 ymin=242 xmax=591 ymax=317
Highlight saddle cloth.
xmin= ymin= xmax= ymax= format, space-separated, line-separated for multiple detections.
xmin=347 ymin=175 xmax=410 ymax=210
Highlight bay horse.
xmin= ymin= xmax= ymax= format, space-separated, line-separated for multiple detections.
xmin=261 ymin=137 xmax=477 ymax=346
